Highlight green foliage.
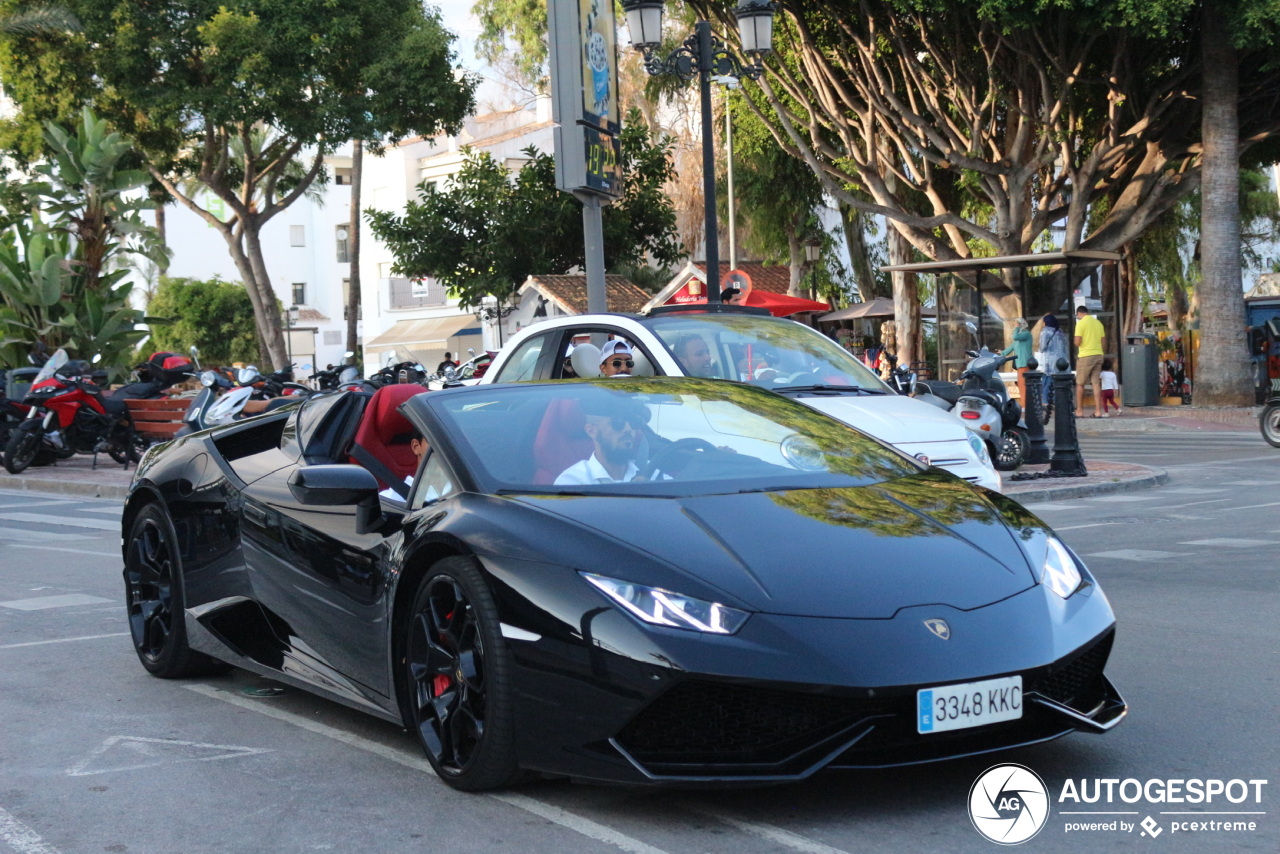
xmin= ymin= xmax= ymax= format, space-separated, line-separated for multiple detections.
xmin=0 ymin=109 xmax=161 ymax=372
xmin=474 ymin=0 xmax=549 ymax=88
xmin=145 ymin=276 xmax=260 ymax=366
xmin=369 ymin=112 xmax=682 ymax=309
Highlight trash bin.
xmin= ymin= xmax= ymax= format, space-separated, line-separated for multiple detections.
xmin=1122 ymin=333 xmax=1159 ymax=406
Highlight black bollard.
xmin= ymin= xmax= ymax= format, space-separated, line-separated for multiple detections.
xmin=1050 ymin=357 xmax=1087 ymax=476
xmin=1023 ymin=359 xmax=1050 ymax=464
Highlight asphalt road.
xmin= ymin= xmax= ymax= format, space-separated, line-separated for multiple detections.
xmin=1 ymin=429 xmax=1276 ymax=854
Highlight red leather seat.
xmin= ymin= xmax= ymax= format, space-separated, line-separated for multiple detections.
xmin=349 ymin=384 xmax=424 ymax=487
xmin=531 ymin=399 xmax=592 ymax=484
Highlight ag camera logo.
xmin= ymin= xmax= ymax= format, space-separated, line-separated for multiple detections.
xmin=969 ymin=764 xmax=1051 ymax=844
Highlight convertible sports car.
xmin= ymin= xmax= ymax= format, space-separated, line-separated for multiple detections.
xmin=121 ymin=378 xmax=1126 ymax=791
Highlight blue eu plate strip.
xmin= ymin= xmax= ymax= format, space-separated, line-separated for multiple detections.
xmin=918 ymin=690 xmax=934 ymax=732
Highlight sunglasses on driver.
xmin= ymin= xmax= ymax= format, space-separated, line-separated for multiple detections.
xmin=607 ymin=359 xmax=634 ymax=369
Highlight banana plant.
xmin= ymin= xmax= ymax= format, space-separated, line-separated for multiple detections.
xmin=0 ymin=222 xmax=74 ymax=366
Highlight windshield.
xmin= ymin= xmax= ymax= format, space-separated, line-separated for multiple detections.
xmin=644 ymin=313 xmax=889 ymax=391
xmin=33 ymin=349 xmax=69 ymax=384
xmin=420 ymin=378 xmax=920 ymax=496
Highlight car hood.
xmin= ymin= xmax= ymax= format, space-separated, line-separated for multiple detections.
xmin=787 ymin=391 xmax=965 ymax=446
xmin=510 ymin=472 xmax=1037 ymax=618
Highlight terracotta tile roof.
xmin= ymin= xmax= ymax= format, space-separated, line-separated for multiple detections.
xmin=296 ymin=307 xmax=330 ymax=323
xmin=526 ymin=274 xmax=651 ymax=315
xmin=692 ymin=262 xmax=792 ymax=294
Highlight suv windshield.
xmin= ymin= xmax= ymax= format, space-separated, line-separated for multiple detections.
xmin=644 ymin=313 xmax=888 ymax=391
xmin=422 ymin=378 xmax=918 ymax=496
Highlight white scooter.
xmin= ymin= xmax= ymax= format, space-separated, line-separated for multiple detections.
xmin=915 ymin=345 xmax=1029 ymax=471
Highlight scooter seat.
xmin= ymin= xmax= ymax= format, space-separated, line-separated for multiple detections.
xmin=919 ymin=381 xmax=961 ymax=405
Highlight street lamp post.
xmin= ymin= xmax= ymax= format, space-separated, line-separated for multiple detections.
xmin=621 ymin=1 xmax=776 ymax=304
xmin=285 ymin=304 xmax=299 ymax=368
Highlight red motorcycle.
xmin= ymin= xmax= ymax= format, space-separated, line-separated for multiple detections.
xmin=3 ymin=349 xmax=146 ymax=474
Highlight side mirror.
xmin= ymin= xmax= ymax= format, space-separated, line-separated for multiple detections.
xmin=190 ymin=345 xmax=200 ymax=357
xmin=964 ymin=321 xmax=977 ymax=334
xmin=288 ymin=465 xmax=379 ymax=506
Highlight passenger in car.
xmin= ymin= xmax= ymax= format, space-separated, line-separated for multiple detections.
xmin=379 ymin=427 xmax=429 ymax=501
xmin=599 ymin=341 xmax=635 ymax=377
xmin=555 ymin=397 xmax=663 ymax=484
xmin=673 ymin=335 xmax=716 ymax=378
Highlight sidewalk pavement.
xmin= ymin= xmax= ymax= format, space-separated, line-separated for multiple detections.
xmin=0 ymin=405 xmax=1259 ymax=505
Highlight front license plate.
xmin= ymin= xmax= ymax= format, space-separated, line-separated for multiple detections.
xmin=917 ymin=675 xmax=1022 ymax=734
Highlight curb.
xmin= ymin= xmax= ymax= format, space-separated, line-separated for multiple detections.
xmin=1004 ymin=464 xmax=1169 ymax=504
xmin=0 ymin=473 xmax=130 ymax=501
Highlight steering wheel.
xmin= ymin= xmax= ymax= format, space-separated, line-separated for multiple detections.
xmin=644 ymin=437 xmax=718 ymax=481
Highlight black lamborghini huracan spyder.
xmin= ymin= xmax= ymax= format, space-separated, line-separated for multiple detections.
xmin=121 ymin=377 xmax=1125 ymax=791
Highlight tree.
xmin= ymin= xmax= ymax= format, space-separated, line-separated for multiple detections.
xmin=0 ymin=0 xmax=476 ymax=368
xmin=146 ymin=276 xmax=260 ymax=367
xmin=368 ymin=116 xmax=683 ymax=309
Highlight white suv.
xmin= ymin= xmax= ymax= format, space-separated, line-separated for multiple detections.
xmin=482 ymin=305 xmax=1001 ymax=491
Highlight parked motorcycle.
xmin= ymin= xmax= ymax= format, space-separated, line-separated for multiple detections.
xmin=3 ymin=350 xmax=148 ymax=474
xmin=916 ymin=344 xmax=1029 ymax=471
xmin=882 ymin=353 xmax=917 ymax=396
xmin=312 ymin=352 xmax=360 ymax=391
xmin=176 ymin=360 xmax=303 ymax=437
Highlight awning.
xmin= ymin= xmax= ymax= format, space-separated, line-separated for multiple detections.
xmin=819 ymin=298 xmax=936 ymax=322
xmin=742 ymin=290 xmax=829 ymax=317
xmin=365 ymin=315 xmax=477 ymax=349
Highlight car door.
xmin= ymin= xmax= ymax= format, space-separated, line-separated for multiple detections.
xmin=239 ymin=460 xmax=399 ymax=701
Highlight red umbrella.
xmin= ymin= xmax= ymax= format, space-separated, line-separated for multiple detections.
xmin=743 ymin=290 xmax=830 ymax=317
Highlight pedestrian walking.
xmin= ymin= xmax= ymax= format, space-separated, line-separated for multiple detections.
xmin=1038 ymin=313 xmax=1070 ymax=416
xmin=1100 ymin=359 xmax=1121 ymax=415
xmin=1074 ymin=305 xmax=1106 ymax=418
xmin=1001 ymin=317 xmax=1034 ymax=404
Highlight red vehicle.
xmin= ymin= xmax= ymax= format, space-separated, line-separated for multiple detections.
xmin=2 ymin=349 xmax=145 ymax=474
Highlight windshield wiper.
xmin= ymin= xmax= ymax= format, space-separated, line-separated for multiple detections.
xmin=774 ymin=383 xmax=888 ymax=394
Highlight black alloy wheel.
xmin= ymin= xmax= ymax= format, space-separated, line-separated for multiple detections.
xmin=992 ymin=427 xmax=1029 ymax=471
xmin=123 ymin=504 xmax=227 ymax=678
xmin=404 ymin=557 xmax=521 ymax=791
xmin=3 ymin=422 xmax=42 ymax=474
xmin=1262 ymin=402 xmax=1280 ymax=448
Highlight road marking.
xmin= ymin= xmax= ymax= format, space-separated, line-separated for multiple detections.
xmin=0 ymin=805 xmax=60 ymax=854
xmin=1085 ymin=550 xmax=1190 ymax=562
xmin=1055 ymin=523 xmax=1118 ymax=531
xmin=67 ymin=735 xmax=271 ymax=777
xmin=0 ymin=512 xmax=119 ymax=531
xmin=1178 ymin=538 xmax=1279 ymax=548
xmin=0 ymin=526 xmax=90 ymax=542
xmin=6 ymin=544 xmax=116 ymax=557
xmin=0 ymin=500 xmax=77 ymax=510
xmin=1207 ymin=500 xmax=1280 ymax=512
xmin=0 ymin=594 xmax=113 ymax=611
xmin=699 ymin=811 xmax=851 ymax=854
xmin=1156 ymin=498 xmax=1236 ymax=509
xmin=0 ymin=633 xmax=129 ymax=650
xmin=1020 ymin=503 xmax=1077 ymax=512
xmin=1222 ymin=480 xmax=1276 ymax=486
xmin=184 ymin=684 xmax=673 ymax=854
xmin=78 ymin=505 xmax=123 ymax=515
xmin=1158 ymin=488 xmax=1228 ymax=494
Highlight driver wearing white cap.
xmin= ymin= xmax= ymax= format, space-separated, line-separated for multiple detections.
xmin=599 ymin=340 xmax=635 ymax=377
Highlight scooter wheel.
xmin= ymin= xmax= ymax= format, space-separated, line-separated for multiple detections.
xmin=3 ymin=422 xmax=42 ymax=474
xmin=1261 ymin=402 xmax=1280 ymax=448
xmin=992 ymin=427 xmax=1029 ymax=471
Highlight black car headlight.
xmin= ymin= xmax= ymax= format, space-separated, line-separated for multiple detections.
xmin=1042 ymin=536 xmax=1084 ymax=599
xmin=581 ymin=572 xmax=750 ymax=635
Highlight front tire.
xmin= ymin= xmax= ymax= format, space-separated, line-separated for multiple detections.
xmin=992 ymin=427 xmax=1029 ymax=471
xmin=404 ymin=557 xmax=521 ymax=791
xmin=123 ymin=504 xmax=228 ymax=678
xmin=4 ymin=422 xmax=42 ymax=474
xmin=1262 ymin=402 xmax=1280 ymax=448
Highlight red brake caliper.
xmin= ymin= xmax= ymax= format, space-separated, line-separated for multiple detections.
xmin=433 ymin=608 xmax=455 ymax=696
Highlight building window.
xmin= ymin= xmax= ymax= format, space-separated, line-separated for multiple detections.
xmin=336 ymin=225 xmax=350 ymax=263
xmin=334 ymin=167 xmax=352 ymax=186
xmin=290 ymin=225 xmax=305 ymax=247
xmin=291 ymin=283 xmax=306 ymax=306
xmin=342 ymin=278 xmax=362 ymax=321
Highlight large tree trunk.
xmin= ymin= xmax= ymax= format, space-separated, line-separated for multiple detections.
xmin=888 ymin=224 xmax=922 ymax=368
xmin=243 ymin=226 xmax=288 ymax=369
xmin=787 ymin=228 xmax=803 ymax=297
xmin=346 ymin=139 xmax=363 ymax=364
xmin=1196 ymin=11 xmax=1254 ymax=406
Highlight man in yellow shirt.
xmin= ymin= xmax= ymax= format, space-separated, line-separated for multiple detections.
xmin=1074 ymin=305 xmax=1106 ymax=418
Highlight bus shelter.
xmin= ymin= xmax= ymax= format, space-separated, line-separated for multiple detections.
xmin=881 ymin=251 xmax=1123 ymax=389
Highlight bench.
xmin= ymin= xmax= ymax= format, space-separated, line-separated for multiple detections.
xmin=125 ymin=397 xmax=271 ymax=442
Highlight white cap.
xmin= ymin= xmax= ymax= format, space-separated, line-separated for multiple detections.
xmin=600 ymin=340 xmax=634 ymax=365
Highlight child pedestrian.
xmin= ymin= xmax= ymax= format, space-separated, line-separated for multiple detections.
xmin=1100 ymin=358 xmax=1121 ymax=415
